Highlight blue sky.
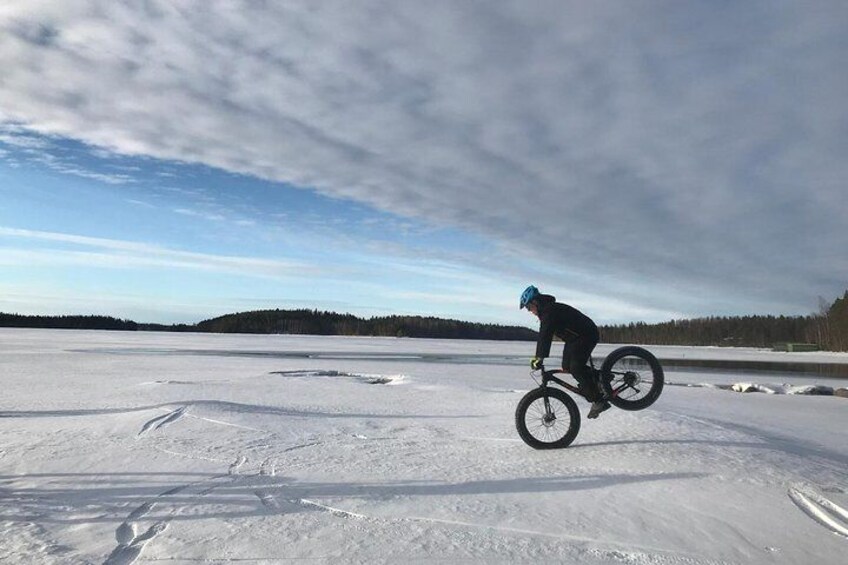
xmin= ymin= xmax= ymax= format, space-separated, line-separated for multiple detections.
xmin=1 ymin=1 xmax=846 ymax=327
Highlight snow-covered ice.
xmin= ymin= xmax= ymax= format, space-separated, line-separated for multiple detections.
xmin=1 ymin=329 xmax=846 ymax=564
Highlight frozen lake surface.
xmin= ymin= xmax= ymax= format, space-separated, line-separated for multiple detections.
xmin=1 ymin=329 xmax=846 ymax=564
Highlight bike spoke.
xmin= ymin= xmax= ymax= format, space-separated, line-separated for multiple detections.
xmin=524 ymin=397 xmax=571 ymax=444
xmin=606 ymin=353 xmax=657 ymax=403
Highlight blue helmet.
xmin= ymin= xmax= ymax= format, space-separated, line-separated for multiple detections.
xmin=519 ymin=285 xmax=540 ymax=309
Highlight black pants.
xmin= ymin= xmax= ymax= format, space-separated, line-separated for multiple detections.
xmin=562 ymin=332 xmax=600 ymax=401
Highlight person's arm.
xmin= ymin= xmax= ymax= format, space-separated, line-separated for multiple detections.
xmin=535 ymin=316 xmax=554 ymax=358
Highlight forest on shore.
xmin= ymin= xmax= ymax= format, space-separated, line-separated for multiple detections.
xmin=602 ymin=291 xmax=848 ymax=351
xmin=2 ymin=290 xmax=847 ymax=350
xmin=0 ymin=310 xmax=536 ymax=341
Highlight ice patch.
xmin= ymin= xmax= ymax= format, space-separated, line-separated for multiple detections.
xmin=731 ymin=383 xmax=782 ymax=394
xmin=269 ymin=369 xmax=405 ymax=385
xmin=786 ymin=384 xmax=834 ymax=395
xmin=730 ymin=382 xmax=834 ymax=395
xmin=667 ymin=381 xmax=837 ymax=396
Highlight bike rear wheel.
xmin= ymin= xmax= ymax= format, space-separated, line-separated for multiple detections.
xmin=600 ymin=346 xmax=664 ymax=411
xmin=515 ymin=387 xmax=581 ymax=449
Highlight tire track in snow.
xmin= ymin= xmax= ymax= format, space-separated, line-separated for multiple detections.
xmin=283 ymin=441 xmax=322 ymax=453
xmin=254 ymin=494 xmax=367 ymax=519
xmin=664 ymin=410 xmax=848 ymax=481
xmin=249 ymin=493 xmax=729 ymax=564
xmin=106 ymin=457 xmax=247 ymax=564
xmin=104 ymin=522 xmax=168 ymax=565
xmin=114 ymin=502 xmax=157 ymax=545
xmin=183 ymin=411 xmax=265 ymax=432
xmin=395 ymin=513 xmax=731 ymax=564
xmin=295 ymin=498 xmax=368 ymax=519
xmin=254 ymin=490 xmax=280 ymax=510
xmin=788 ymin=485 xmax=848 ymax=538
xmin=228 ymin=454 xmax=247 ymax=475
xmin=137 ymin=406 xmax=187 ymax=436
xmin=259 ymin=457 xmax=276 ymax=476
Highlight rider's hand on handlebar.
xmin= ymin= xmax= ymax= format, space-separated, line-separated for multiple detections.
xmin=530 ymin=356 xmax=544 ymax=371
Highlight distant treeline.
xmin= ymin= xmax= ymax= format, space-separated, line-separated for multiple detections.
xmin=600 ymin=291 xmax=848 ymax=351
xmin=195 ymin=309 xmax=538 ymax=341
xmin=0 ymin=313 xmax=139 ymax=331
xmin=601 ymin=315 xmax=819 ymax=347
xmin=2 ymin=290 xmax=847 ymax=350
xmin=0 ymin=310 xmax=537 ymax=341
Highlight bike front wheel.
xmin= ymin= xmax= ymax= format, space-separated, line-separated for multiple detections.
xmin=515 ymin=387 xmax=581 ymax=449
xmin=600 ymin=346 xmax=664 ymax=411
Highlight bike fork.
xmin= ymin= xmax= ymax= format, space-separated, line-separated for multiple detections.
xmin=543 ymin=393 xmax=552 ymax=415
xmin=540 ymin=384 xmax=556 ymax=421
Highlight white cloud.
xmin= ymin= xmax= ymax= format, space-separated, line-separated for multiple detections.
xmin=0 ymin=282 xmax=242 ymax=323
xmin=0 ymin=1 xmax=846 ymax=315
xmin=0 ymin=226 xmax=322 ymax=279
xmin=29 ymin=151 xmax=134 ymax=184
xmin=0 ymin=131 xmax=50 ymax=149
xmin=126 ymin=198 xmax=155 ymax=208
xmin=0 ymin=123 xmax=135 ymax=184
xmin=173 ymin=207 xmax=226 ymax=222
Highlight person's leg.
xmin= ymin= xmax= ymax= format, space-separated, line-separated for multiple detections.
xmin=567 ymin=337 xmax=599 ymax=402
xmin=577 ymin=329 xmax=610 ymax=417
xmin=561 ymin=340 xmax=576 ymax=372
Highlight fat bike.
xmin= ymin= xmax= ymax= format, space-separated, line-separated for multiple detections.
xmin=515 ymin=346 xmax=664 ymax=449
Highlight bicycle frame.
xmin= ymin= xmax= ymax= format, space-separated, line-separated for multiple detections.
xmin=538 ymin=369 xmax=587 ymax=398
xmin=536 ymin=366 xmax=632 ymax=401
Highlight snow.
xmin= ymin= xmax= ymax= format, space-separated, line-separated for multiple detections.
xmin=1 ymin=329 xmax=846 ymax=564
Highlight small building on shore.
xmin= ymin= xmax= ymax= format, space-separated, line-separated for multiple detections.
xmin=772 ymin=343 xmax=819 ymax=352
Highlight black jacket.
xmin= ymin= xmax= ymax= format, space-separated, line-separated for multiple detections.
xmin=535 ymin=294 xmax=598 ymax=358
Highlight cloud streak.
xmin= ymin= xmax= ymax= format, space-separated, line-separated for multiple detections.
xmin=0 ymin=227 xmax=322 ymax=279
xmin=0 ymin=123 xmax=134 ymax=183
xmin=1 ymin=1 xmax=846 ymax=315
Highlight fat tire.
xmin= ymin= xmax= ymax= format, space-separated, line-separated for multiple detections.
xmin=515 ymin=387 xmax=581 ymax=449
xmin=600 ymin=346 xmax=664 ymax=411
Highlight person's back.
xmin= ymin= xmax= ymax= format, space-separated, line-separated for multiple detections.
xmin=534 ymin=294 xmax=597 ymax=355
xmin=520 ymin=285 xmax=609 ymax=419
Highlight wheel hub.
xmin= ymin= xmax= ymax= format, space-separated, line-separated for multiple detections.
xmin=624 ymin=371 xmax=642 ymax=387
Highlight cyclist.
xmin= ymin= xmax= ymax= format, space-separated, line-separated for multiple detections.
xmin=520 ymin=285 xmax=610 ymax=419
